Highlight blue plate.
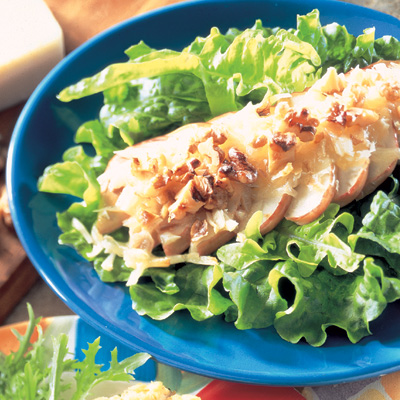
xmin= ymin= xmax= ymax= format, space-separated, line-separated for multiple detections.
xmin=7 ymin=0 xmax=400 ymax=386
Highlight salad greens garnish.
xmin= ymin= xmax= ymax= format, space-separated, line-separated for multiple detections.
xmin=38 ymin=9 xmax=400 ymax=346
xmin=0 ymin=304 xmax=151 ymax=400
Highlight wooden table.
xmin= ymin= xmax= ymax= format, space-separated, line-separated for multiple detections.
xmin=1 ymin=0 xmax=399 ymax=325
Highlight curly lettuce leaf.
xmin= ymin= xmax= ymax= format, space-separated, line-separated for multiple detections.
xmin=37 ymin=145 xmax=101 ymax=205
xmin=100 ymin=74 xmax=211 ymax=142
xmin=38 ymin=143 xmax=104 ymax=263
xmin=55 ymin=9 xmax=400 ymax=145
xmin=295 ymin=8 xmax=400 ymax=73
xmin=75 ymin=119 xmax=128 ymax=158
xmin=349 ymin=179 xmax=400 ymax=272
xmin=350 ymin=185 xmax=400 ymax=256
xmin=58 ymin=19 xmax=321 ymax=117
xmin=219 ymin=259 xmax=288 ymax=330
xmin=219 ymin=204 xmax=364 ymax=279
xmin=205 ymin=204 xmax=400 ymax=346
xmin=269 ymin=258 xmax=400 ymax=346
xmin=374 ymin=35 xmax=400 ymax=59
xmin=129 ymin=263 xmax=232 ymax=321
xmin=266 ymin=204 xmax=364 ymax=277
xmin=214 ymin=183 xmax=400 ymax=345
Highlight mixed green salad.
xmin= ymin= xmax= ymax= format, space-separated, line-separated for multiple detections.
xmin=38 ymin=10 xmax=400 ymax=346
xmin=0 ymin=305 xmax=151 ymax=400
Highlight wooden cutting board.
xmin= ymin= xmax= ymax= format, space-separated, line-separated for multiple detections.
xmin=0 ymin=0 xmax=184 ymax=324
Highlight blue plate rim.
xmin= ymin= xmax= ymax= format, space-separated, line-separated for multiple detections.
xmin=6 ymin=0 xmax=400 ymax=387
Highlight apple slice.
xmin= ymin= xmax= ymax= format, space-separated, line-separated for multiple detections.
xmin=333 ymin=159 xmax=370 ymax=207
xmin=357 ymin=122 xmax=399 ymax=199
xmin=188 ymin=185 xmax=292 ymax=254
xmin=256 ymin=191 xmax=293 ymax=235
xmin=285 ymin=162 xmax=336 ymax=225
xmin=192 ymin=229 xmax=236 ymax=256
xmin=160 ymin=217 xmax=194 ymax=256
xmin=357 ymin=148 xmax=398 ymax=199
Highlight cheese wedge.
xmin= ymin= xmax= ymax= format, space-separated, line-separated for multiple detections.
xmin=0 ymin=0 xmax=64 ymax=110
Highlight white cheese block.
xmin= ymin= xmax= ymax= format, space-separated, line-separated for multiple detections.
xmin=0 ymin=0 xmax=64 ymax=110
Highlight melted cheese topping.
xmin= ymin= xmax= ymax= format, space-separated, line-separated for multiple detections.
xmin=94 ymin=61 xmax=400 ymax=283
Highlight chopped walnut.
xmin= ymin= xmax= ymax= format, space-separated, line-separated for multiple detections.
xmin=192 ymin=175 xmax=213 ymax=202
xmin=256 ymin=99 xmax=272 ymax=116
xmin=174 ymin=158 xmax=201 ymax=176
xmin=204 ymin=178 xmax=232 ymax=211
xmin=209 ymin=127 xmax=228 ymax=145
xmin=380 ymin=83 xmax=400 ymax=102
xmin=218 ymin=148 xmax=258 ymax=184
xmin=327 ymin=102 xmax=349 ymax=126
xmin=285 ymin=108 xmax=319 ymax=141
xmin=256 ymin=105 xmax=271 ymax=116
xmin=272 ymin=132 xmax=296 ymax=152
xmin=130 ymin=155 xmax=161 ymax=174
xmin=152 ymin=172 xmax=172 ymax=189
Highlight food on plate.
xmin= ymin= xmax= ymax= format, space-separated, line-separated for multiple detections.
xmin=38 ymin=9 xmax=400 ymax=346
xmin=94 ymin=381 xmax=200 ymax=400
xmin=95 ymin=60 xmax=400 ymax=270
